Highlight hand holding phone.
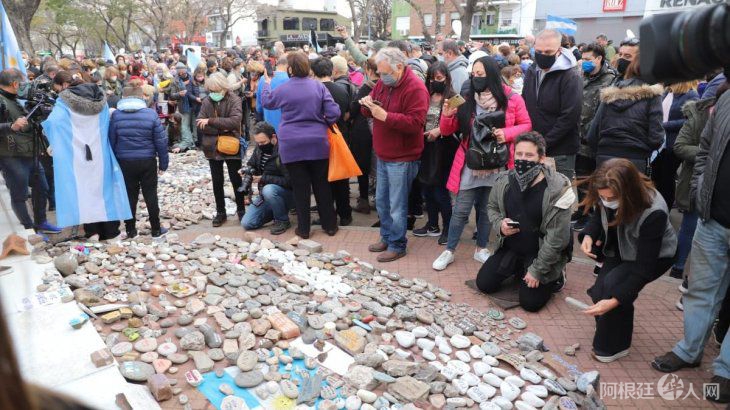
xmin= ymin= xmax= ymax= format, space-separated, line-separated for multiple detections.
xmin=446 ymin=94 xmax=466 ymax=109
xmin=507 ymin=221 xmax=521 ymax=228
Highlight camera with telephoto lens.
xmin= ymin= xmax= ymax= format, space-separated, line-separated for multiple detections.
xmin=640 ymin=3 xmax=729 ymax=84
xmin=18 ymin=78 xmax=57 ymax=122
xmin=238 ymin=165 xmax=255 ymax=195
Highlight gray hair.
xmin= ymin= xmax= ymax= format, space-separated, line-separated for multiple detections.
xmin=205 ymin=72 xmax=230 ymax=92
xmin=375 ymin=47 xmax=407 ymax=71
xmin=0 ymin=68 xmax=25 ymax=86
xmin=536 ymin=29 xmax=562 ymax=44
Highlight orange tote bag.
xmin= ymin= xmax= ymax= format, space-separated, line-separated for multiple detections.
xmin=327 ymin=125 xmax=362 ymax=182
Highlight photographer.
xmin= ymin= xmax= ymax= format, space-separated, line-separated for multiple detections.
xmin=0 ymin=69 xmax=60 ymax=233
xmin=240 ymin=121 xmax=293 ymax=235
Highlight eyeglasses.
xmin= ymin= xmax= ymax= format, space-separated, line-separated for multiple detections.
xmin=620 ymin=38 xmax=640 ymax=47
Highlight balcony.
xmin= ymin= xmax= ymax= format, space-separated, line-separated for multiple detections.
xmin=257 ymin=29 xmax=269 ymax=38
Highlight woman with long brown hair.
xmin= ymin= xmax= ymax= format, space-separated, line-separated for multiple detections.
xmin=578 ymin=158 xmax=677 ymax=363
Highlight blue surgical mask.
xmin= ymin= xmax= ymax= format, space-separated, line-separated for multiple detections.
xmin=381 ymin=73 xmax=397 ymax=87
xmin=582 ymin=61 xmax=596 ymax=74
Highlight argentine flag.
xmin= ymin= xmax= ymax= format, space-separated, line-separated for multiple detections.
xmin=42 ymin=98 xmax=131 ymax=227
xmin=0 ymin=2 xmax=26 ymax=76
xmin=546 ymin=15 xmax=577 ymax=36
xmin=103 ymin=42 xmax=115 ymax=62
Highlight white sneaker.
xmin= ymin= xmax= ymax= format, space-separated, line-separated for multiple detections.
xmin=474 ymin=248 xmax=491 ymax=264
xmin=433 ymin=250 xmax=455 ymax=271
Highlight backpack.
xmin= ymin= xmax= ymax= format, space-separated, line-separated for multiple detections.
xmin=466 ymin=110 xmax=508 ymax=170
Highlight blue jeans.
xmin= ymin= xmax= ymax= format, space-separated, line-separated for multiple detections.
xmin=0 ymin=156 xmax=48 ymax=229
xmin=673 ymin=219 xmax=730 ymax=378
xmin=674 ymin=210 xmax=699 ymax=272
xmin=446 ymin=186 xmax=492 ymax=251
xmin=176 ymin=112 xmax=195 ymax=150
xmin=376 ymin=159 xmax=420 ymax=253
xmin=241 ymin=184 xmax=293 ymax=230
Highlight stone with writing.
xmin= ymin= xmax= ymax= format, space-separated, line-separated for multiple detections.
xmin=335 ymin=329 xmax=366 ymax=356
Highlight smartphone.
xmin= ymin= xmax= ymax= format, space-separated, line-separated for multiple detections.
xmin=447 ymin=94 xmax=466 ymax=109
xmin=372 ymin=100 xmax=383 ymax=106
xmin=507 ymin=221 xmax=521 ymax=228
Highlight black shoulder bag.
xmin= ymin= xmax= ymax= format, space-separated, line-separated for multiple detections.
xmin=466 ymin=110 xmax=508 ymax=170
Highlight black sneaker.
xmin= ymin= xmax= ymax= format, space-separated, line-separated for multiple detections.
xmin=437 ymin=231 xmax=448 ymax=245
xmin=151 ymin=227 xmax=168 ymax=238
xmin=126 ymin=229 xmax=138 ymax=239
xmin=593 ymin=265 xmax=601 ymax=277
xmin=472 ymin=231 xmax=478 ymax=241
xmin=552 ymin=268 xmax=567 ymax=293
xmin=407 ymin=215 xmax=416 ymax=230
xmin=270 ymin=220 xmax=291 ymax=235
xmin=340 ymin=216 xmax=353 ymax=226
xmin=669 ymin=267 xmax=684 ymax=279
xmin=714 ymin=319 xmax=728 ymax=346
xmin=707 ymin=375 xmax=730 ymax=403
xmin=212 ymin=213 xmax=227 ymax=227
xmin=413 ymin=225 xmax=440 ymax=237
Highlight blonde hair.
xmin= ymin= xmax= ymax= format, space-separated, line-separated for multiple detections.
xmin=667 ymin=80 xmax=699 ymax=95
xmin=205 ymin=72 xmax=230 ymax=92
xmin=331 ymin=55 xmax=348 ymax=76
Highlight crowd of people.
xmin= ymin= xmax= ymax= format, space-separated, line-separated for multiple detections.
xmin=2 ymin=26 xmax=730 ymax=402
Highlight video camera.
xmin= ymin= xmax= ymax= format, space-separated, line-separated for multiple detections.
xmin=238 ymin=165 xmax=255 ymax=195
xmin=18 ymin=78 xmax=56 ymax=122
xmin=640 ymin=2 xmax=729 ymax=84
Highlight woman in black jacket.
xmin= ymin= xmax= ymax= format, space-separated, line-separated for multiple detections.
xmin=586 ymin=50 xmax=664 ymax=174
xmin=412 ymin=61 xmax=459 ymax=244
xmin=579 ymin=158 xmax=677 ymax=363
xmin=349 ymin=58 xmax=379 ymax=214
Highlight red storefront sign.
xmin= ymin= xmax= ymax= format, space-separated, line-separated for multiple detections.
xmin=603 ymin=0 xmax=627 ymax=12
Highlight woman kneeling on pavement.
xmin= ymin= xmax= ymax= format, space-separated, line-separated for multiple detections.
xmin=476 ymin=132 xmax=574 ymax=312
xmin=579 ymin=158 xmax=677 ymax=363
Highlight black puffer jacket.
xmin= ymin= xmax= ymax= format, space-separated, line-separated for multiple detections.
xmin=246 ymin=144 xmax=290 ymax=189
xmin=586 ymin=78 xmax=664 ymax=162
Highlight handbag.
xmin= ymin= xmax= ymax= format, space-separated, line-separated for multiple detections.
xmin=328 ymin=124 xmax=362 ymax=182
xmin=465 ymin=111 xmax=508 ymax=170
xmin=212 ymin=104 xmax=241 ymax=156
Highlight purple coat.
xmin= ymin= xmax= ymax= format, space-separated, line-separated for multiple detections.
xmin=260 ymin=77 xmax=340 ymax=164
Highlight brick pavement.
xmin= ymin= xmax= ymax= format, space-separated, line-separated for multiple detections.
xmin=173 ymin=219 xmax=723 ymax=409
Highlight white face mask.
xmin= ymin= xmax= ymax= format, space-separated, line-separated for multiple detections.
xmin=512 ymin=77 xmax=524 ymax=91
xmin=601 ymin=198 xmax=619 ymax=210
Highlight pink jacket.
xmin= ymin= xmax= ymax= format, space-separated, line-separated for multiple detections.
xmin=349 ymin=70 xmax=365 ymax=87
xmin=442 ymin=84 xmax=532 ymax=193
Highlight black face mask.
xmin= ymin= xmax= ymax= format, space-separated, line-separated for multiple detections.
xmin=534 ymin=52 xmax=557 ymax=70
xmin=471 ymin=76 xmax=488 ymax=93
xmin=616 ymin=58 xmax=631 ymax=75
xmin=259 ymin=143 xmax=274 ymax=154
xmin=430 ymin=80 xmax=446 ymax=94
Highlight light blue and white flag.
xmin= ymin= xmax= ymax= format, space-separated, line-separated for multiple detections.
xmin=103 ymin=42 xmax=115 ymax=62
xmin=183 ymin=45 xmax=202 ymax=72
xmin=42 ymin=99 xmax=131 ymax=227
xmin=546 ymin=15 xmax=577 ymax=36
xmin=0 ymin=2 xmax=26 ymax=75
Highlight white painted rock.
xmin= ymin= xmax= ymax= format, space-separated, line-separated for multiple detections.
xmin=520 ymin=392 xmax=545 ymax=408
xmin=470 ymin=345 xmax=486 ymax=359
xmin=520 ymin=368 xmax=542 ymax=384
xmin=514 ymin=400 xmax=539 ymax=410
xmin=491 ymin=396 xmax=514 ymax=410
xmin=473 ymin=361 xmax=492 ymax=377
xmin=506 ymin=375 xmax=525 ymax=388
xmin=525 ymin=384 xmax=548 ymax=398
xmin=483 ymin=372 xmax=503 ymax=387
xmin=461 ymin=372 xmax=481 ymax=386
xmin=450 ymin=334 xmax=471 ymax=349
xmin=491 ymin=367 xmax=513 ymax=378
xmin=417 ymin=338 xmax=435 ymax=351
xmin=500 ymin=380 xmax=520 ymax=401
xmin=394 ymin=331 xmax=415 ymax=348
xmin=455 ymin=350 xmax=472 ymax=363
xmin=482 ymin=355 xmax=500 ymax=366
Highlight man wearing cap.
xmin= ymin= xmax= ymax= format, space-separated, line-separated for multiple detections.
xmin=170 ymin=62 xmax=195 ymax=152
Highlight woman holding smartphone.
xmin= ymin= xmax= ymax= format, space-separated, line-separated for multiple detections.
xmin=431 ymin=55 xmax=532 ymax=271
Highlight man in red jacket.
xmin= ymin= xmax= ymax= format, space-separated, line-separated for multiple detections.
xmin=360 ymin=47 xmax=430 ymax=262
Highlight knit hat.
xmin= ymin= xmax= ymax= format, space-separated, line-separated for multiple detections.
xmin=372 ymin=40 xmax=387 ymax=53
xmin=122 ymin=84 xmax=145 ymax=98
xmin=175 ymin=62 xmax=187 ymax=70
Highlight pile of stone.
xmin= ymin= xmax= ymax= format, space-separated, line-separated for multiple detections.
xmin=29 ymin=230 xmax=605 ymax=410
xmin=131 ymin=151 xmax=240 ymax=234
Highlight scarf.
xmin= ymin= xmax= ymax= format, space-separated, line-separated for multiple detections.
xmin=511 ymin=164 xmax=544 ymax=192
xmin=475 ymin=90 xmax=498 ymax=111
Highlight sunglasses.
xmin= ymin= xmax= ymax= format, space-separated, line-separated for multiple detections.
xmin=620 ymin=38 xmax=640 ymax=47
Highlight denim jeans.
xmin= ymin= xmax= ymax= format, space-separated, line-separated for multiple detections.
xmin=0 ymin=156 xmax=48 ymax=228
xmin=241 ymin=184 xmax=294 ymax=230
xmin=176 ymin=112 xmax=196 ymax=150
xmin=423 ymin=184 xmax=452 ymax=230
xmin=446 ymin=186 xmax=492 ymax=251
xmin=376 ymin=158 xmax=420 ymax=253
xmin=673 ymin=219 xmax=730 ymax=378
xmin=674 ymin=210 xmax=699 ymax=272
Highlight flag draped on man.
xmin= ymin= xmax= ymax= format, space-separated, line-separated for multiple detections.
xmin=0 ymin=3 xmax=26 ymax=75
xmin=546 ymin=15 xmax=578 ymax=36
xmin=42 ymin=86 xmax=131 ymax=227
